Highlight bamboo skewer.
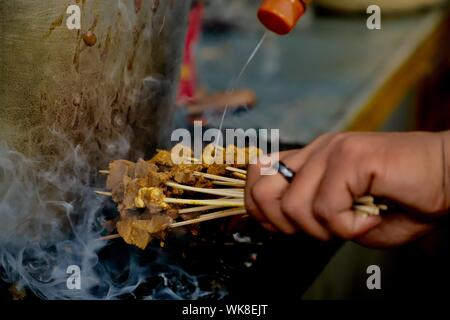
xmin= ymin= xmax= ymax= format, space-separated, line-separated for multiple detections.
xmin=213 ymin=188 xmax=244 ymax=192
xmin=97 ymin=202 xmax=384 ymax=242
xmin=97 ymin=208 xmax=247 ymax=242
xmin=96 ymin=190 xmax=384 ymax=212
xmin=95 ymin=186 xmax=244 ymax=196
xmin=171 ymin=208 xmax=247 ymax=228
xmin=164 ymin=198 xmax=244 ymax=207
xmin=354 ymin=196 xmax=374 ymax=205
xmin=353 ymin=205 xmax=380 ymax=216
xmin=96 ymin=148 xmax=393 ymax=247
xmin=212 ymin=190 xmax=244 ymax=197
xmin=95 ymin=191 xmax=113 ymax=196
xmin=96 ymin=190 xmax=383 ymax=217
xmin=180 ymin=157 xmax=202 ymax=164
xmin=97 ymin=164 xmax=389 ymax=237
xmin=166 ymin=182 xmax=243 ymax=198
xmin=214 ymin=188 xmax=244 ymax=195
xmin=214 ymin=176 xmax=383 ymax=209
xmin=178 ymin=205 xmax=224 ymax=214
xmin=98 ymin=234 xmax=121 ymax=241
xmin=94 ymin=190 xmax=244 ymax=207
xmin=97 ymin=200 xmax=227 ymax=219
xmin=212 ymin=180 xmax=246 ymax=187
xmin=99 ymin=168 xmax=248 ymax=181
xmin=100 ymin=167 xmax=381 ymax=211
xmin=232 ymin=172 xmax=247 ymax=180
xmin=183 ymin=159 xmax=248 ymax=178
xmin=194 ymin=171 xmax=244 ymax=183
xmin=226 ymin=167 xmax=247 ymax=175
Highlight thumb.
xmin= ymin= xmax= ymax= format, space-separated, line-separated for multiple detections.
xmin=314 ymin=206 xmax=382 ymax=240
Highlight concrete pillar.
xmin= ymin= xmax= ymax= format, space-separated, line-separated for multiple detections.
xmin=0 ymin=0 xmax=190 ymax=168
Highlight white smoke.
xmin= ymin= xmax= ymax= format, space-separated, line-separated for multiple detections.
xmin=0 ymin=133 xmax=219 ymax=300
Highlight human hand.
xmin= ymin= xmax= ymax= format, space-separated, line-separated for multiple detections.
xmin=245 ymin=131 xmax=450 ymax=248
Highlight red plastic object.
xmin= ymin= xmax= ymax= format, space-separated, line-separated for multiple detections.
xmin=258 ymin=0 xmax=306 ymax=35
xmin=178 ymin=4 xmax=204 ymax=104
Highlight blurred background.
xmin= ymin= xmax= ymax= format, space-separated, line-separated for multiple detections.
xmin=1 ymin=0 xmax=450 ymax=301
xmin=175 ymin=0 xmax=450 ymax=300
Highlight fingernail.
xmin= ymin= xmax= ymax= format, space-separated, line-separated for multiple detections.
xmin=354 ymin=214 xmax=382 ymax=235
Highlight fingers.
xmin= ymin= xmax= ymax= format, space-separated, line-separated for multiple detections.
xmin=281 ymin=153 xmax=381 ymax=240
xmin=245 ymin=135 xmax=336 ymax=234
xmin=245 ymin=137 xmax=332 ymax=233
xmin=245 ymin=150 xmax=297 ymax=230
xmin=245 ymin=150 xmax=300 ymax=233
xmin=312 ymin=140 xmax=382 ymax=239
xmin=245 ymin=133 xmax=381 ymax=240
xmin=245 ymin=161 xmax=266 ymax=224
xmin=317 ymin=208 xmax=382 ymax=240
xmin=355 ymin=211 xmax=432 ymax=248
xmin=251 ymin=171 xmax=297 ymax=234
xmin=246 ymin=133 xmax=382 ymax=240
xmin=246 ymin=131 xmax=444 ymax=248
xmin=280 ymin=150 xmax=333 ymax=240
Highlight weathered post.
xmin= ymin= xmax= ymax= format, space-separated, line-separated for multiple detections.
xmin=0 ymin=0 xmax=190 ymax=168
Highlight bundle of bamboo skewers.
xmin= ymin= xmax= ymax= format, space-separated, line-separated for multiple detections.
xmin=95 ymin=145 xmax=387 ymax=249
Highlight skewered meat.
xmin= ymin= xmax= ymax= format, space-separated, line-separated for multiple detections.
xmin=226 ymin=145 xmax=262 ymax=168
xmin=117 ymin=215 xmax=173 ymax=249
xmin=107 ymin=160 xmax=135 ymax=203
xmin=172 ymin=164 xmax=203 ymax=185
xmin=135 ymin=187 xmax=169 ymax=209
xmin=147 ymin=168 xmax=173 ymax=187
xmin=171 ymin=143 xmax=193 ymax=162
xmin=134 ymin=159 xmax=157 ymax=179
xmin=102 ymin=145 xmax=384 ymax=250
xmin=207 ymin=164 xmax=227 ymax=176
xmin=202 ymin=143 xmax=263 ymax=168
xmin=119 ymin=176 xmax=139 ymax=215
xmin=149 ymin=149 xmax=173 ymax=167
xmin=117 ymin=219 xmax=151 ymax=250
xmin=102 ymin=145 xmax=257 ymax=249
xmin=193 ymin=176 xmax=214 ymax=189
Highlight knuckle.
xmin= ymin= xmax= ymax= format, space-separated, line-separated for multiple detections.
xmin=312 ymin=230 xmax=334 ymax=242
xmin=330 ymin=132 xmax=349 ymax=144
xmin=335 ymin=226 xmax=357 ymax=240
xmin=314 ymin=210 xmax=357 ymax=241
xmin=312 ymin=132 xmax=333 ymax=144
xmin=247 ymin=163 xmax=262 ymax=178
xmin=284 ymin=227 xmax=296 ymax=235
xmin=244 ymin=193 xmax=256 ymax=213
xmin=251 ymin=180 xmax=269 ymax=204
xmin=321 ymin=132 xmax=334 ymax=140
xmin=318 ymin=232 xmax=333 ymax=242
xmin=425 ymin=191 xmax=447 ymax=215
xmin=312 ymin=200 xmax=330 ymax=222
xmin=334 ymin=135 xmax=364 ymax=159
xmin=281 ymin=192 xmax=300 ymax=216
xmin=313 ymin=202 xmax=355 ymax=239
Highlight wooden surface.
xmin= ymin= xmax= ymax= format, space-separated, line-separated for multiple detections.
xmin=315 ymin=0 xmax=447 ymax=13
xmin=198 ymin=5 xmax=450 ymax=144
xmin=343 ymin=10 xmax=450 ymax=131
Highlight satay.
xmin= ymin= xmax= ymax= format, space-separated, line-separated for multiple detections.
xmin=98 ymin=143 xmax=388 ymax=250
xmin=99 ymin=144 xmax=262 ymax=249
